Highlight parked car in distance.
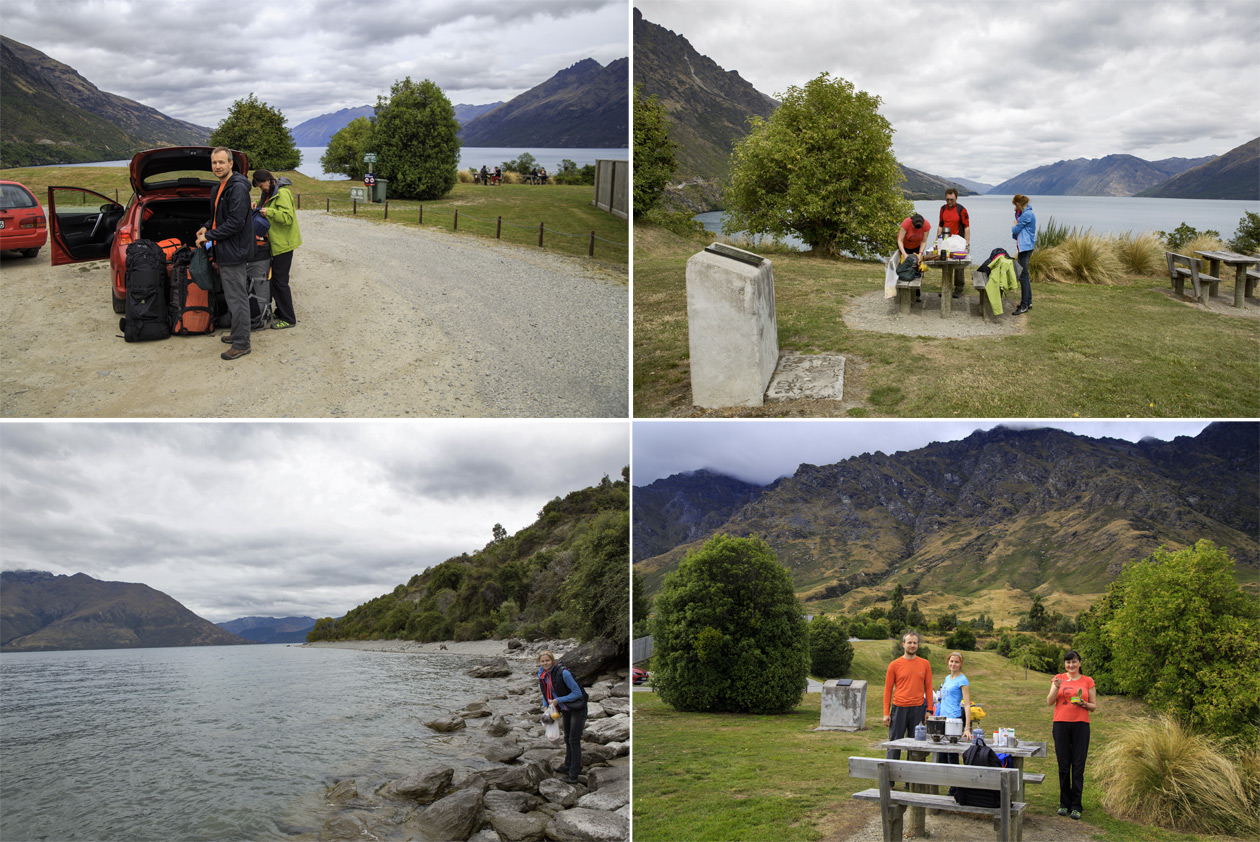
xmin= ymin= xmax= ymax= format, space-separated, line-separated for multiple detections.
xmin=632 ymin=667 xmax=649 ymax=685
xmin=0 ymin=180 xmax=49 ymax=258
xmin=47 ymin=146 xmax=249 ymax=313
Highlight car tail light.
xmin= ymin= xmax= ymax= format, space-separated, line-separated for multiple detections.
xmin=117 ymin=229 xmax=134 ymax=246
xmin=20 ymin=217 xmax=46 ymax=229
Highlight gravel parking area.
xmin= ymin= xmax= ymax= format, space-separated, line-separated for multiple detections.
xmin=1 ymin=211 xmax=628 ymax=418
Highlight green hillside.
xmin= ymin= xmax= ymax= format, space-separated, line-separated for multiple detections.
xmin=308 ymin=471 xmax=629 ymax=646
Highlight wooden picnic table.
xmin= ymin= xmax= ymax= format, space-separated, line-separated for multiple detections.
xmin=1195 ymin=250 xmax=1260 ymax=308
xmin=922 ymin=256 xmax=972 ymax=318
xmin=877 ymin=737 xmax=1047 ymax=836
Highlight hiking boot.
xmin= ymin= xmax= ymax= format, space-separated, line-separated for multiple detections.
xmin=221 ymin=347 xmax=251 ymax=361
xmin=221 ymin=334 xmax=233 ymax=343
xmin=1070 ymin=810 xmax=1082 ymax=820
xmin=1057 ymin=808 xmax=1069 ymax=816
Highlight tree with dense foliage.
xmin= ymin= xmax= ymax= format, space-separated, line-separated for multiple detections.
xmin=724 ymin=72 xmax=912 ymax=258
xmin=374 ymin=77 xmax=459 ymax=200
xmin=320 ymin=116 xmax=374 ymax=181
xmin=209 ymin=93 xmax=300 ymax=171
xmin=501 ymin=152 xmax=538 ymax=175
xmin=945 ymin=625 xmax=977 ymax=651
xmin=651 ymin=535 xmax=809 ymax=714
xmin=552 ymin=158 xmax=596 ymax=186
xmin=633 ymin=84 xmax=676 ymax=217
xmin=1100 ymin=541 xmax=1259 ymax=741
xmin=1227 ymin=210 xmax=1260 ymax=254
xmin=565 ymin=509 xmax=631 ymax=643
xmin=809 ymin=616 xmax=854 ymax=679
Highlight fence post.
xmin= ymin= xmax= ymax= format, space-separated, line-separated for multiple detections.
xmin=326 ymin=197 xmax=329 ymax=212
xmin=589 ymin=230 xmax=595 ymax=257
xmin=114 ymin=189 xmax=118 ymax=202
xmin=296 ymin=193 xmax=301 ymax=210
xmin=538 ymin=222 xmax=544 ymax=248
xmin=384 ymin=200 xmax=389 ymax=220
xmin=497 ymin=217 xmax=502 ymax=239
xmin=419 ymin=205 xmax=423 ymax=224
xmin=454 ymin=209 xmax=459 ymax=231
xmin=353 ymin=199 xmax=357 ymax=215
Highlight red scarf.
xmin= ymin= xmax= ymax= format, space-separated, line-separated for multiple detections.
xmin=540 ymin=667 xmax=555 ymax=703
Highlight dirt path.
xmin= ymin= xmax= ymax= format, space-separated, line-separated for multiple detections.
xmin=1 ymin=212 xmax=628 ymax=418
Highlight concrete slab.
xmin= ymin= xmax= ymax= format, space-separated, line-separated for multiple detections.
xmin=766 ymin=353 xmax=845 ymax=402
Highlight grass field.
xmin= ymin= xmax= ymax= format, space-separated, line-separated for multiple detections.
xmin=633 ymin=223 xmax=1259 ymax=417
xmin=631 ymin=641 xmax=1238 ymax=842
xmin=0 ymin=165 xmax=628 ymax=271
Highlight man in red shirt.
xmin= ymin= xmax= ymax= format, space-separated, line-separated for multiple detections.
xmin=938 ymin=188 xmax=970 ymax=248
xmin=883 ymin=629 xmax=934 ymax=761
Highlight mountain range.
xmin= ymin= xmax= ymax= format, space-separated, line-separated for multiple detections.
xmin=215 ymin=616 xmax=318 ymax=644
xmin=290 ymin=102 xmax=507 ymax=146
xmin=0 ymin=571 xmax=251 ymax=652
xmin=634 ymin=423 xmax=1258 ymax=624
xmin=0 ymin=36 xmax=209 ymax=168
xmin=1135 ymin=136 xmax=1260 ymax=200
xmin=991 ymin=152 xmax=1217 ymax=197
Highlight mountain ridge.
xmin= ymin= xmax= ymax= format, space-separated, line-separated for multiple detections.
xmin=991 ymin=152 xmax=1217 ymax=196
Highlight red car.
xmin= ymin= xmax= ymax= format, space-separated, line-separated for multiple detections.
xmin=632 ymin=667 xmax=649 ymax=685
xmin=48 ymin=146 xmax=249 ymax=312
xmin=0 ymin=180 xmax=49 ymax=258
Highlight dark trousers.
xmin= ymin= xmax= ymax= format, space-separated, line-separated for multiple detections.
xmin=270 ymin=249 xmax=296 ymax=324
xmin=886 ymin=703 xmax=926 ymax=760
xmin=1016 ymin=250 xmax=1033 ymax=307
xmin=1053 ymin=721 xmax=1090 ymax=811
xmin=560 ymin=705 xmax=587 ymax=779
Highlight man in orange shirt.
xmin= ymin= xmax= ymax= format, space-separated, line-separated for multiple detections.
xmin=883 ymin=629 xmax=934 ymax=761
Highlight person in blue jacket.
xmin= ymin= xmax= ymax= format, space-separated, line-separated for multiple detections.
xmin=1011 ymin=194 xmax=1037 ymax=315
xmin=538 ymin=651 xmax=587 ymax=784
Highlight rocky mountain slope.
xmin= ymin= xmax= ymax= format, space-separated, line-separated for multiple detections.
xmin=633 ymin=469 xmax=769 ymax=562
xmin=0 ymin=36 xmax=209 ymax=167
xmin=1136 ymin=136 xmax=1260 ymax=200
xmin=459 ymin=58 xmax=628 ymax=148
xmin=1 ymin=571 xmax=251 ymax=651
xmin=634 ymin=423 xmax=1258 ymax=620
xmin=291 ymin=102 xmax=506 ymax=147
xmin=216 ymin=615 xmax=317 ymax=644
xmin=991 ymin=152 xmax=1215 ymax=197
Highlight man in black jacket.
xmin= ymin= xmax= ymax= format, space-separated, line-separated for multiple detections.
xmin=196 ymin=147 xmax=255 ymax=360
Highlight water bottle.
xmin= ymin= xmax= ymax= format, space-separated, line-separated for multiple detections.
xmin=973 ymin=727 xmax=984 ymax=742
xmin=914 ymin=723 xmax=927 ymax=741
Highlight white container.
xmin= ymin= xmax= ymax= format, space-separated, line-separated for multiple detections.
xmin=945 ymin=717 xmax=964 ymax=737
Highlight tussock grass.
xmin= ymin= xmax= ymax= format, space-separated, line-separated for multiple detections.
xmin=1095 ymin=715 xmax=1260 ymax=836
xmin=1036 ymin=233 xmax=1125 ymax=285
xmin=1114 ymin=231 xmax=1165 ymax=276
xmin=1179 ymin=232 xmax=1227 ymax=256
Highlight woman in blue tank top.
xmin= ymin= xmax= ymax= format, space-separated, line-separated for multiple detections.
xmin=937 ymin=651 xmax=972 ymax=764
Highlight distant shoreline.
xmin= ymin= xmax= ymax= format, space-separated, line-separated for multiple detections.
xmin=302 ymin=638 xmax=568 ymax=659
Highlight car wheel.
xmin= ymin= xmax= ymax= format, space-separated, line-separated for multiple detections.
xmin=112 ymin=292 xmax=125 ymax=314
xmin=21 ymin=247 xmax=40 ymax=258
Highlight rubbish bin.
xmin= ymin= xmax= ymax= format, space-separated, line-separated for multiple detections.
xmin=372 ymin=179 xmax=388 ymax=203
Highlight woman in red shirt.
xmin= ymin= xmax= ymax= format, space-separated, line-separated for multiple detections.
xmin=1046 ymin=650 xmax=1097 ymax=820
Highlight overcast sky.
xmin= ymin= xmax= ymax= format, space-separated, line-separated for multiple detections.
xmin=636 ymin=0 xmax=1260 ymax=185
xmin=0 ymin=421 xmax=628 ymax=624
xmin=3 ymin=0 xmax=629 ymax=128
xmin=633 ymin=419 xmax=1216 ymax=486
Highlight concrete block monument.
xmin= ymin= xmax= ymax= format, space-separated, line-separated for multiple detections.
xmin=686 ymin=243 xmax=778 ymax=408
xmin=815 ymin=679 xmax=868 ymax=732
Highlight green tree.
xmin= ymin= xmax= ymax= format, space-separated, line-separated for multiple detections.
xmin=907 ymin=600 xmax=926 ymax=630
xmin=320 ymin=116 xmax=374 ymax=181
xmin=1158 ymin=222 xmax=1222 ymax=251
xmin=374 ymin=77 xmax=459 ymax=200
xmin=501 ymin=152 xmax=538 ymax=174
xmin=633 ymin=84 xmax=676 ymax=217
xmin=1027 ymin=593 xmax=1047 ymax=631
xmin=1104 ymin=541 xmax=1260 ymax=740
xmin=563 ymin=510 xmax=630 ymax=644
xmin=809 ymin=616 xmax=854 ymax=679
xmin=945 ymin=624 xmax=977 ymax=652
xmin=651 ymin=535 xmax=809 ymax=714
xmin=1227 ymin=210 xmax=1260 ymax=254
xmin=724 ymin=72 xmax=912 ymax=258
xmin=209 ymin=93 xmax=300 ymax=171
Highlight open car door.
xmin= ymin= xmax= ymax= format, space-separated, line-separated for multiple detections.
xmin=48 ymin=187 xmax=125 ymax=265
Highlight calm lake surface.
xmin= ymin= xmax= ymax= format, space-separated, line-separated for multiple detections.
xmin=0 ymin=645 xmax=504 ymax=842
xmin=698 ymin=195 xmax=1256 ymax=256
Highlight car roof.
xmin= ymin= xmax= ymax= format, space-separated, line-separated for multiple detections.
xmin=130 ymin=147 xmax=250 ymax=194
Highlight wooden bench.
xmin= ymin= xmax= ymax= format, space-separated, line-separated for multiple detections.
xmin=849 ymin=756 xmax=1026 ymax=842
xmin=895 ymin=277 xmax=921 ymax=315
xmin=1166 ymin=251 xmax=1221 ymax=303
xmin=972 ymin=270 xmax=1014 ymax=322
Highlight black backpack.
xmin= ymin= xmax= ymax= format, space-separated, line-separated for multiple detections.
xmin=896 ymin=254 xmax=919 ymax=282
xmin=120 ymin=240 xmax=170 ymax=342
xmin=953 ymin=736 xmax=1005 ymax=808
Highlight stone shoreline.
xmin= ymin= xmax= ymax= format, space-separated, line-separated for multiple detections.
xmin=298 ymin=639 xmax=629 ymax=842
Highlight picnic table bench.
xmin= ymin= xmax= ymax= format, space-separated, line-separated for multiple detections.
xmin=972 ymin=269 xmax=1016 ymax=322
xmin=849 ymin=756 xmax=1026 ymax=842
xmin=1166 ymin=251 xmax=1221 ymax=303
xmin=1195 ymin=249 xmax=1260 ymax=308
xmin=895 ymin=276 xmax=922 ymax=315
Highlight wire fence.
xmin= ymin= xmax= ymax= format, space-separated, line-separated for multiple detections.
xmin=298 ymin=194 xmax=628 ymax=262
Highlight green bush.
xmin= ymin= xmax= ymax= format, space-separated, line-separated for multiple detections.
xmin=856 ymin=620 xmax=889 ymax=640
xmin=809 ymin=616 xmax=854 ymax=679
xmin=651 ymin=535 xmax=810 ymax=714
xmin=1227 ymin=210 xmax=1260 ymax=254
xmin=944 ymin=626 xmax=977 ymax=651
xmin=1095 ymin=715 xmax=1259 ymax=836
xmin=375 ymin=77 xmax=459 ymax=200
xmin=633 ymin=84 xmax=676 ymax=216
xmin=1158 ymin=222 xmax=1222 ymax=252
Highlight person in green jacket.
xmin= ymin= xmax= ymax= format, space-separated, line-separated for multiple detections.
xmin=253 ymin=170 xmax=302 ymax=329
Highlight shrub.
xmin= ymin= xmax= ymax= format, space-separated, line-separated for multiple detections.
xmin=374 ymin=77 xmax=460 ymax=200
xmin=639 ymin=206 xmax=707 ymax=238
xmin=1180 ymin=231 xmax=1226 ymax=257
xmin=1034 ymin=233 xmax=1124 ymax=285
xmin=857 ymin=620 xmax=889 ymax=640
xmin=1095 ymin=716 xmax=1258 ymax=836
xmin=1159 ymin=222 xmax=1222 ymax=252
xmin=651 ymin=535 xmax=810 ymax=714
xmin=945 ymin=626 xmax=977 ymax=651
xmin=809 ymin=616 xmax=854 ymax=679
xmin=456 ymin=170 xmax=474 ymax=183
xmin=1112 ymin=231 xmax=1164 ymax=276
xmin=1227 ymin=210 xmax=1260 ymax=254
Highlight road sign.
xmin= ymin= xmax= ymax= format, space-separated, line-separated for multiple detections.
xmin=350 ymin=187 xmax=367 ymax=201
xmin=364 ymin=174 xmax=377 ymax=186
xmin=363 ymin=153 xmax=378 ymax=163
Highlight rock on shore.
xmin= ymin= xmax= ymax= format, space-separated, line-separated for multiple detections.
xmin=307 ymin=639 xmax=629 ymax=842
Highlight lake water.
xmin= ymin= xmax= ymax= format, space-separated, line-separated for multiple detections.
xmin=697 ymin=195 xmax=1256 ymax=256
xmin=0 ymin=645 xmax=510 ymax=842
